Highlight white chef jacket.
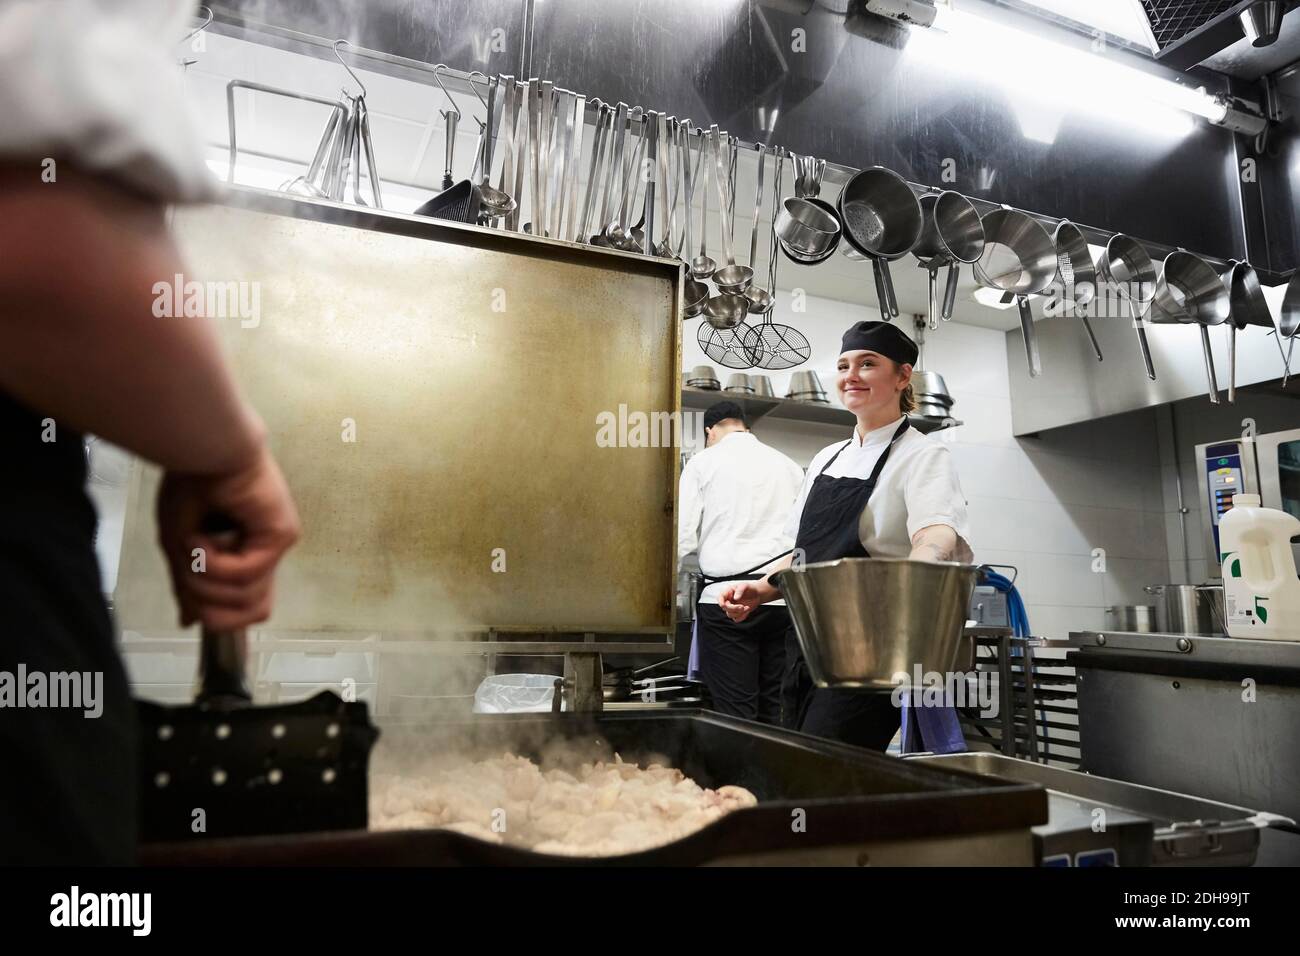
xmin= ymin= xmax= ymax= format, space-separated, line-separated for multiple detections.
xmin=785 ymin=416 xmax=974 ymax=562
xmin=678 ymin=432 xmax=805 ymax=605
xmin=0 ymin=0 xmax=216 ymax=203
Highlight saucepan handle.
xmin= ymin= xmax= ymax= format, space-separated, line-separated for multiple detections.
xmin=1018 ymin=295 xmax=1042 ymax=378
xmin=872 ymin=259 xmax=890 ymax=323
xmin=880 ymin=259 xmax=900 ymax=317
xmin=927 ymin=267 xmax=938 ymax=330
xmin=1200 ymin=324 xmax=1220 ymax=405
xmin=942 ymin=261 xmax=960 ymax=320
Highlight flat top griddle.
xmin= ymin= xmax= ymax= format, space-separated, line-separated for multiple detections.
xmin=141 ymin=710 xmax=1047 ymax=866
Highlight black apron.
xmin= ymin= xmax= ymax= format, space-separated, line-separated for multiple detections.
xmin=781 ymin=418 xmax=910 ymax=750
xmin=0 ymin=391 xmax=135 ymax=864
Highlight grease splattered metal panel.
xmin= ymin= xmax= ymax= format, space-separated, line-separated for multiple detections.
xmin=530 ymin=0 xmax=1243 ymax=259
xmin=210 ymin=0 xmax=528 ymax=75
xmin=114 ymin=201 xmax=680 ymax=636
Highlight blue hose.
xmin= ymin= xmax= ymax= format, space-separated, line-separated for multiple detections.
xmin=978 ymin=568 xmax=1046 ymax=757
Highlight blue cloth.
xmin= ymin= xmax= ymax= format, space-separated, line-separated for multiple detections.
xmin=899 ymin=690 xmax=966 ymax=754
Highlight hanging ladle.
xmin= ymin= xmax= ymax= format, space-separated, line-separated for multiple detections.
xmin=1151 ymin=250 xmax=1230 ymax=405
xmin=704 ymin=129 xmax=749 ymax=328
xmin=1099 ymin=235 xmax=1158 ymax=381
xmin=746 ymin=147 xmax=783 ymax=316
xmin=690 ymin=125 xmax=717 ymax=280
xmin=711 ymin=131 xmax=753 ymax=294
xmin=477 ymin=75 xmax=517 ymax=220
xmin=606 ymin=110 xmax=646 ymax=250
xmin=681 ymin=121 xmax=710 ymax=318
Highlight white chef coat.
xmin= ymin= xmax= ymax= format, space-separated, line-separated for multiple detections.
xmin=785 ymin=416 xmax=974 ymax=562
xmin=678 ymin=431 xmax=805 ymax=605
xmin=0 ymin=0 xmax=216 ymax=203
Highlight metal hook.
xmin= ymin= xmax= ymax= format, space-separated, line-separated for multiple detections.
xmin=182 ymin=6 xmax=213 ymax=45
xmin=333 ymin=39 xmax=367 ymax=99
xmin=466 ymin=70 xmax=490 ymax=116
xmin=432 ymin=64 xmax=459 ymax=121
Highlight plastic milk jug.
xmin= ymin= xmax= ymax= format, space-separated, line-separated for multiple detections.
xmin=1219 ymin=495 xmax=1300 ymax=641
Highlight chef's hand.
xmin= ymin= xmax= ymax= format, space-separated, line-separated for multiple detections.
xmin=720 ymin=581 xmax=774 ymax=623
xmin=156 ymin=440 xmax=301 ymax=631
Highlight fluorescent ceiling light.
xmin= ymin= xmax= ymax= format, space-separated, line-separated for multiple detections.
xmin=909 ymin=7 xmax=1217 ymax=142
xmin=972 ymin=287 xmax=1016 ymax=310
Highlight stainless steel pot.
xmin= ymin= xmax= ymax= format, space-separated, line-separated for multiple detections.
xmin=838 ymin=167 xmax=923 ymax=321
xmin=1151 ymin=251 xmax=1230 ymax=405
xmin=1105 ymin=604 xmax=1156 ymax=633
xmin=686 ymin=364 xmax=720 ymax=389
xmin=788 ymin=369 xmax=827 ymax=396
xmin=1052 ymin=220 xmax=1103 ymax=362
xmin=1143 ymin=584 xmax=1226 ymax=636
xmin=974 ymin=209 xmax=1057 ymax=378
xmin=913 ymin=191 xmax=984 ymax=328
xmin=774 ymin=557 xmax=979 ymax=689
xmin=910 ymin=370 xmax=953 ymax=405
xmin=723 ymin=372 xmax=755 ymax=393
xmin=1100 ymin=234 xmax=1158 ymax=380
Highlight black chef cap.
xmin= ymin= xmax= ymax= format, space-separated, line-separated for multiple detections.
xmin=839 ymin=320 xmax=919 ymax=366
xmin=704 ymin=400 xmax=746 ymax=430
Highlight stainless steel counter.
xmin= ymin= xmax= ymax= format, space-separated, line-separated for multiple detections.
xmin=1068 ymin=630 xmax=1300 ymax=829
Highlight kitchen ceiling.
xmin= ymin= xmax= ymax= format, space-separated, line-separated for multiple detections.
xmin=1002 ymin=0 xmax=1300 ymax=77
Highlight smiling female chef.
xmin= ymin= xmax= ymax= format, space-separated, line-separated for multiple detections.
xmin=720 ymin=320 xmax=973 ymax=751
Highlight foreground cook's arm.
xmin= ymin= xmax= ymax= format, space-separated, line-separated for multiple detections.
xmin=750 ymin=550 xmax=795 ymax=604
xmin=909 ymin=524 xmax=959 ymax=563
xmin=0 ymin=167 xmax=265 ymax=474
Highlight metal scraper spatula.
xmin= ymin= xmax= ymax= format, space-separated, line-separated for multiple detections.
xmin=136 ymin=515 xmax=379 ymax=844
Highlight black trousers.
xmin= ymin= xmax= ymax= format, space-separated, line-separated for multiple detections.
xmin=782 ymin=627 xmax=900 ymax=752
xmin=694 ymin=603 xmax=788 ymax=725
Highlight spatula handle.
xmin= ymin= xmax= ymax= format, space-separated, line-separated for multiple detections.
xmin=196 ymin=514 xmax=252 ymax=707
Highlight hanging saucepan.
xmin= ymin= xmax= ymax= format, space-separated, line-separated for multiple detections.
xmin=973 ymin=209 xmax=1057 ymax=378
xmin=1151 ymin=250 xmax=1230 ymax=405
xmin=1052 ymin=221 xmax=1103 ymax=362
xmin=912 ymin=191 xmax=984 ymax=329
xmin=1278 ymin=269 xmax=1300 ymax=387
xmin=838 ymin=166 xmax=923 ymax=322
xmin=1222 ymin=261 xmax=1270 ymax=403
xmin=1099 ymin=235 xmax=1158 ymax=381
xmin=775 ymin=154 xmax=842 ymax=265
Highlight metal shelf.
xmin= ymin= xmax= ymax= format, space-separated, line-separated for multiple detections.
xmin=681 ymin=387 xmax=961 ymax=434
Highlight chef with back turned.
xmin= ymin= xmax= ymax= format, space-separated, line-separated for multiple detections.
xmin=678 ymin=401 xmax=803 ymax=724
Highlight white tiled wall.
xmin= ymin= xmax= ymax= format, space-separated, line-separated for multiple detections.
xmin=684 ymin=289 xmax=1170 ymax=640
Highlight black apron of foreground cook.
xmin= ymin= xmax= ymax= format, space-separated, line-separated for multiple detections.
xmin=0 ymin=391 xmax=136 ymax=864
xmin=781 ymin=418 xmax=909 ymax=751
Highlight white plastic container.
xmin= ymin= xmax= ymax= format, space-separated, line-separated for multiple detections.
xmin=1219 ymin=494 xmax=1300 ymax=641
